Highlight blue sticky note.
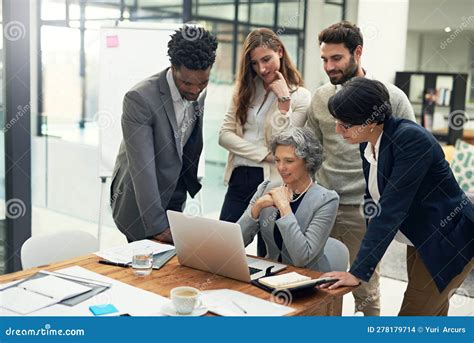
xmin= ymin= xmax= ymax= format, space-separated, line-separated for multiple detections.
xmin=89 ymin=304 xmax=118 ymax=316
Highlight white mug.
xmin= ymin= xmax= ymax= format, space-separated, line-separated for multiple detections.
xmin=170 ymin=286 xmax=202 ymax=314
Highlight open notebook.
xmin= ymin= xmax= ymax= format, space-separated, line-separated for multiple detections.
xmin=258 ymin=272 xmax=338 ymax=291
xmin=0 ymin=275 xmax=92 ymax=315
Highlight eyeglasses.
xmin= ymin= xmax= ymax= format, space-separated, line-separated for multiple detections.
xmin=335 ymin=120 xmax=353 ymax=130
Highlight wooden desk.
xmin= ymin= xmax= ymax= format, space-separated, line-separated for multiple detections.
xmin=0 ymin=254 xmax=354 ymax=316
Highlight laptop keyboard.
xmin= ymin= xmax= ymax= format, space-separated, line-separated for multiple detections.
xmin=249 ymin=266 xmax=262 ymax=275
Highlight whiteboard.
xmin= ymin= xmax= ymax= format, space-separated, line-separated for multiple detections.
xmin=97 ymin=23 xmax=180 ymax=177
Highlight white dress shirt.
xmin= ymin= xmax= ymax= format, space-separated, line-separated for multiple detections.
xmin=364 ymin=132 xmax=413 ymax=246
xmin=166 ymin=68 xmax=199 ymax=154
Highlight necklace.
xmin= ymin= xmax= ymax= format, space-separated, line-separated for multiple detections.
xmin=286 ymin=180 xmax=313 ymax=203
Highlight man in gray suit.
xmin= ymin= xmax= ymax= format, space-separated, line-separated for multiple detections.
xmin=111 ymin=26 xmax=218 ymax=243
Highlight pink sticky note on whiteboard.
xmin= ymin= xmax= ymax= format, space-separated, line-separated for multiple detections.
xmin=106 ymin=35 xmax=119 ymax=48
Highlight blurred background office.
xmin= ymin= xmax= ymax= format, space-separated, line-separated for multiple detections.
xmin=0 ymin=0 xmax=472 ymax=315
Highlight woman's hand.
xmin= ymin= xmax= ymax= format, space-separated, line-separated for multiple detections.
xmin=251 ymin=194 xmax=275 ymax=219
xmin=269 ymin=71 xmax=291 ymax=114
xmin=318 ymin=271 xmax=361 ymax=290
xmin=268 ymin=186 xmax=292 ymax=217
xmin=268 ymin=71 xmax=290 ymax=98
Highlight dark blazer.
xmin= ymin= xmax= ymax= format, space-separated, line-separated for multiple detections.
xmin=110 ymin=68 xmax=204 ymax=241
xmin=350 ymin=116 xmax=474 ymax=292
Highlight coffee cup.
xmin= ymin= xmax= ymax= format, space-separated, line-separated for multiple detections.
xmin=170 ymin=286 xmax=202 ymax=315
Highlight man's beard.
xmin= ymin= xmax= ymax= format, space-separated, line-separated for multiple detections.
xmin=328 ymin=56 xmax=359 ymax=85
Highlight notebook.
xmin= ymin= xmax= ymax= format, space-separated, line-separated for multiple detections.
xmin=0 ymin=275 xmax=92 ymax=315
xmin=258 ymin=272 xmax=338 ymax=290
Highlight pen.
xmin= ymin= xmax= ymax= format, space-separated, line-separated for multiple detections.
xmin=98 ymin=260 xmax=130 ymax=268
xmin=231 ymin=300 xmax=248 ymax=314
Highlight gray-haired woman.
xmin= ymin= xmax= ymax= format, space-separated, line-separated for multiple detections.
xmin=238 ymin=127 xmax=340 ymax=272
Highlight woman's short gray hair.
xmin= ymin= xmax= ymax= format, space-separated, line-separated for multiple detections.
xmin=270 ymin=127 xmax=324 ymax=178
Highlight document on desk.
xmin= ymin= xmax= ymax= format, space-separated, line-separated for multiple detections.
xmin=0 ymin=275 xmax=92 ymax=315
xmin=201 ymin=289 xmax=295 ymax=316
xmin=95 ymin=239 xmax=174 ymax=263
xmin=0 ymin=266 xmax=169 ymax=316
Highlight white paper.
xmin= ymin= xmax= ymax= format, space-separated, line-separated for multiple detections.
xmin=1 ymin=266 xmax=170 ymax=317
xmin=201 ymin=289 xmax=295 ymax=316
xmin=0 ymin=287 xmax=57 ymax=315
xmin=21 ymin=275 xmax=92 ymax=301
xmin=95 ymin=239 xmax=174 ymax=263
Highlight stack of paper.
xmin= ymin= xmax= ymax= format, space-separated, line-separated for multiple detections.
xmin=95 ymin=239 xmax=174 ymax=263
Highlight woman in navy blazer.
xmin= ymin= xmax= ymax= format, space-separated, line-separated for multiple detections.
xmin=320 ymin=77 xmax=473 ymax=315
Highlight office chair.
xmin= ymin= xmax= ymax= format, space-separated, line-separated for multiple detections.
xmin=21 ymin=230 xmax=99 ymax=269
xmin=324 ymin=237 xmax=350 ymax=272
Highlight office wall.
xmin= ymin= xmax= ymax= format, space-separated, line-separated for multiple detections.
xmin=357 ymin=0 xmax=409 ymax=83
xmin=408 ymin=0 xmax=474 ymax=32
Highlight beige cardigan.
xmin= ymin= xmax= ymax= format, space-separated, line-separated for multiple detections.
xmin=219 ymin=80 xmax=311 ymax=185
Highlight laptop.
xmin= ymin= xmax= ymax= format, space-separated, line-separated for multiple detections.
xmin=167 ymin=210 xmax=287 ymax=282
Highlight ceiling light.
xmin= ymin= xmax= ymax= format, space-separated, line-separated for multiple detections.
xmin=444 ymin=27 xmax=452 ymax=33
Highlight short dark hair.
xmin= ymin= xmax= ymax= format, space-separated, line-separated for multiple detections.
xmin=328 ymin=77 xmax=392 ymax=126
xmin=318 ymin=21 xmax=363 ymax=54
xmin=167 ymin=25 xmax=218 ymax=70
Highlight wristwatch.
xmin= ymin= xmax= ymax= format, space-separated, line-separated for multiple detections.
xmin=278 ymin=95 xmax=291 ymax=103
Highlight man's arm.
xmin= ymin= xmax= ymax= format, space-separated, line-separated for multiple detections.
xmin=121 ymin=90 xmax=169 ymax=237
xmin=391 ymin=85 xmax=416 ymax=122
xmin=305 ymin=94 xmax=324 ymax=144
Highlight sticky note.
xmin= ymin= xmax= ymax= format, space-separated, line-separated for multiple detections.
xmin=106 ymin=35 xmax=119 ymax=48
xmin=89 ymin=304 xmax=118 ymax=316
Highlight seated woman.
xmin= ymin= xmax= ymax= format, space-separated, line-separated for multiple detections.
xmin=320 ymin=77 xmax=474 ymax=316
xmin=238 ymin=127 xmax=340 ymax=272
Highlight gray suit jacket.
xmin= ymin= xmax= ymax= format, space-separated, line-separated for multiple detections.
xmin=110 ymin=68 xmax=205 ymax=241
xmin=238 ymin=180 xmax=339 ymax=272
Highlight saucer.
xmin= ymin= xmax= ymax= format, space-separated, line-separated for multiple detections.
xmin=161 ymin=303 xmax=208 ymax=317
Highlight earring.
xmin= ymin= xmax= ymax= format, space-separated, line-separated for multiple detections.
xmin=370 ymin=127 xmax=375 ymax=133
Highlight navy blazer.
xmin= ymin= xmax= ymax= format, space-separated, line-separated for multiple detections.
xmin=350 ymin=116 xmax=474 ymax=292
